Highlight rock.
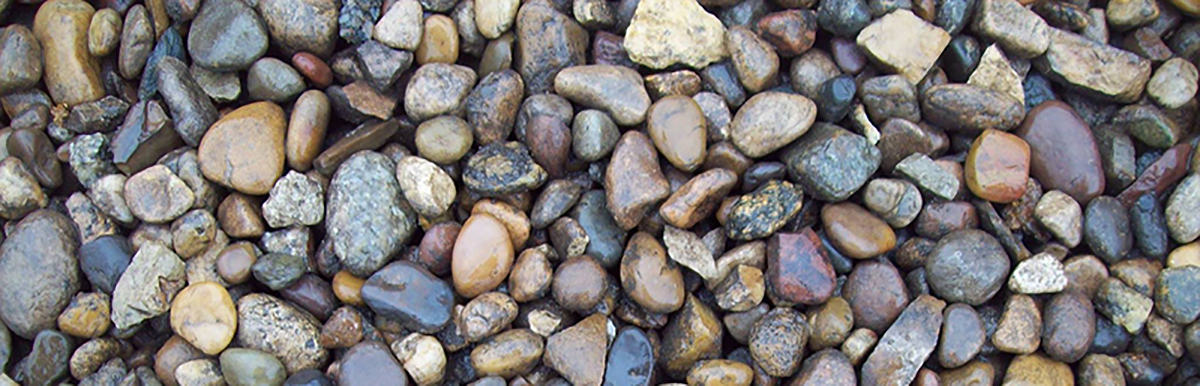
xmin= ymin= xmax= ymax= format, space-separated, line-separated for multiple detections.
xmin=1078 ymin=354 xmax=1123 ymax=386
xmin=623 ymin=0 xmax=727 ymax=69
xmin=658 ymin=169 xmax=736 ymax=229
xmin=1113 ymin=103 xmax=1185 ymax=149
xmin=605 ymin=132 xmax=669 ymax=230
xmin=965 ymin=129 xmax=1029 ymax=203
xmin=545 ymin=314 xmax=609 ymax=386
xmin=175 ymin=359 xmax=223 ymax=386
xmin=573 ymin=190 xmax=629 ymax=267
xmin=1008 ymin=253 xmax=1068 ymax=294
xmin=0 ymin=25 xmax=42 ymax=96
xmin=1129 ymin=193 xmax=1169 ymax=258
xmin=749 ymin=308 xmax=808 ymax=377
xmin=526 ymin=115 xmax=571 ymax=178
xmin=1154 ymin=266 xmax=1200 ymax=324
xmin=1167 ymin=174 xmax=1200 ymax=244
xmin=326 ymin=151 xmax=414 ymax=277
xmin=251 ymin=252 xmax=307 ymax=290
xmin=843 ymin=260 xmax=909 ymax=333
xmin=515 ymin=3 xmax=587 ymax=94
xmin=326 ymin=82 xmax=397 ymax=123
xmin=1002 ymin=354 xmax=1073 ymax=386
xmin=404 ymin=63 xmax=477 ymax=122
xmin=938 ymin=303 xmax=984 ymax=368
xmin=0 ymin=211 xmax=79 ymax=339
xmin=859 ymin=75 xmax=921 ymax=126
xmin=659 ymin=295 xmax=723 ymax=377
xmin=256 ymin=0 xmax=338 ymax=57
xmin=554 ymin=65 xmax=650 ymax=126
xmin=1035 ymin=190 xmax=1083 ymax=247
xmin=604 ymin=327 xmax=654 ymax=385
xmin=767 ymin=229 xmax=835 ymax=305
xmin=12 ymin=330 xmax=73 ymax=386
xmin=169 ymin=281 xmax=236 ymax=354
xmin=971 ymin=0 xmax=1050 ymax=58
xmin=374 ymin=0 xmax=422 ymax=50
xmin=782 ymin=123 xmax=880 ymax=201
xmin=311 ymin=120 xmax=398 ymax=175
xmin=791 ymin=350 xmax=856 ymax=386
xmin=118 ymin=5 xmax=153 ymax=79
xmin=730 ymin=91 xmax=816 ymax=158
xmin=87 ymin=8 xmax=121 ymax=57
xmin=818 ymin=0 xmax=872 ymax=37
xmin=725 ymin=180 xmax=804 ymax=240
xmin=687 ymin=359 xmax=753 ymax=386
xmin=1042 ymin=291 xmax=1095 ymax=363
xmin=647 ymin=96 xmax=707 ymax=171
xmin=1016 ymin=101 xmax=1106 ymax=204
xmin=552 ymin=255 xmax=608 ymax=312
xmin=1033 ymin=29 xmax=1150 ymax=103
xmin=197 ymin=101 xmax=285 ymax=195
xmin=925 ymin=229 xmax=1010 ymax=305
xmin=187 ymin=0 xmax=267 ymax=71
xmin=55 ymin=292 xmax=109 ymax=339
xmin=111 ymin=242 xmax=185 ymax=329
xmin=620 ymin=232 xmax=685 ymax=313
xmin=968 ymin=44 xmax=1025 ymax=105
xmin=922 ymin=84 xmax=1024 ymax=132
xmin=395 ymin=156 xmax=455 ymax=218
xmin=262 ymin=171 xmax=324 ymax=228
xmin=863 ymin=178 xmax=922 ymax=228
xmin=807 ymin=297 xmax=853 ymax=350
xmin=220 ymin=348 xmax=286 ymax=386
xmin=111 ymin=100 xmax=181 ymax=175
xmin=1147 ymin=58 xmax=1198 ymax=109
xmin=571 ymin=110 xmax=619 ymax=162
xmin=68 ymin=133 xmax=119 ymax=190
xmin=465 ymin=70 xmax=523 ymax=146
xmin=392 ymin=333 xmax=445 ymax=386
xmin=246 ymin=58 xmax=304 ymax=103
xmin=415 ymin=14 xmax=459 ymax=64
xmin=840 ymin=328 xmax=878 ymax=366
xmin=458 ymin=292 xmax=518 ymax=342
xmin=236 ymin=294 xmax=327 ymax=374
xmin=475 ymin=0 xmax=519 ymax=38
xmin=856 ymin=10 xmax=950 ymax=84
xmin=1095 ymin=278 xmax=1152 ymax=333
xmin=1118 ymin=142 xmax=1192 ymax=207
xmin=337 ymin=341 xmax=405 ymax=386
xmin=155 ymin=335 xmax=206 ymax=386
xmin=155 ymin=57 xmax=218 ymax=147
xmin=363 ymin=260 xmax=454 ymax=334
xmin=663 ymin=226 xmax=718 ymax=280
xmin=79 ymin=235 xmax=132 ymax=295
xmin=470 ymin=329 xmax=544 ymax=378
xmin=1107 ymin=0 xmax=1158 ymax=30
xmin=463 ymin=141 xmax=548 ymax=196
xmin=1084 ymin=196 xmax=1133 ymax=263
xmin=861 ymin=295 xmax=945 ymax=386
xmin=894 ymin=153 xmax=958 ymax=200
xmin=822 ymin=202 xmax=896 ymax=259
xmin=415 ymin=116 xmax=473 ymax=165
xmin=452 ymin=214 xmax=515 ymax=298
xmin=726 ymin=26 xmax=779 ymax=93
xmin=0 ymin=157 xmax=47 ymax=219
xmin=33 ymin=0 xmax=104 ymax=106
xmin=338 ymin=0 xmax=381 ymax=45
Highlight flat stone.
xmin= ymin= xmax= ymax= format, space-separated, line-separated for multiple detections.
xmin=971 ymin=0 xmax=1050 ymax=58
xmin=731 ymin=91 xmax=817 ymax=158
xmin=1084 ymin=196 xmax=1133 ymax=263
xmin=364 ymin=261 xmax=455 ymax=333
xmin=968 ymin=44 xmax=1025 ymax=105
xmin=1033 ymin=28 xmax=1151 ymax=103
xmin=1016 ymin=101 xmax=1106 ymax=204
xmin=545 ymin=314 xmax=609 ymax=386
xmin=895 ymin=153 xmax=958 ymax=201
xmin=921 ymin=83 xmax=1024 ymax=132
xmin=112 ymin=242 xmax=186 ymax=329
xmin=856 ymin=10 xmax=950 ymax=84
xmin=155 ymin=57 xmax=218 ymax=147
xmin=623 ymin=0 xmax=727 ymax=69
xmin=861 ymin=295 xmax=945 ymax=386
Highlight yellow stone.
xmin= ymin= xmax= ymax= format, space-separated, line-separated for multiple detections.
xmin=33 ymin=0 xmax=105 ymax=106
xmin=170 ymin=282 xmax=237 ymax=355
xmin=856 ymin=9 xmax=951 ymax=84
xmin=415 ymin=15 xmax=459 ymax=65
xmin=1169 ymin=242 xmax=1200 ymax=268
xmin=198 ymin=101 xmax=286 ymax=195
xmin=57 ymin=292 xmax=111 ymax=338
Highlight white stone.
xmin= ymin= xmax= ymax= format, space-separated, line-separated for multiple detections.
xmin=968 ymin=44 xmax=1025 ymax=106
xmin=262 ymin=171 xmax=325 ymax=228
xmin=392 ymin=333 xmax=446 ymax=386
xmin=856 ymin=9 xmax=951 ymax=84
xmin=1008 ymin=253 xmax=1068 ymax=294
xmin=474 ymin=0 xmax=519 ymax=39
xmin=1147 ymin=58 xmax=1199 ymax=110
xmin=395 ymin=156 xmax=457 ymax=218
xmin=1167 ymin=174 xmax=1200 ymax=244
xmin=1035 ymin=190 xmax=1083 ymax=248
xmin=663 ymin=226 xmax=718 ymax=280
xmin=623 ymin=0 xmax=727 ymax=69
xmin=374 ymin=0 xmax=423 ymax=50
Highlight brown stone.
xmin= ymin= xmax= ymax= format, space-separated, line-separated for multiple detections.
xmin=605 ymin=131 xmax=670 ymax=230
xmin=544 ymin=314 xmax=608 ymax=386
xmin=198 ymin=101 xmax=286 ymax=195
xmin=170 ymin=282 xmax=236 ymax=355
xmin=156 ymin=335 xmax=207 ymax=386
xmin=647 ymin=95 xmax=707 ymax=172
xmin=286 ymin=90 xmax=331 ymax=172
xmin=332 ymin=270 xmax=366 ymax=307
xmin=452 ymin=213 xmax=514 ymax=298
xmin=659 ymin=168 xmax=737 ymax=229
xmin=34 ymin=0 xmax=105 ymax=107
xmin=767 ymin=229 xmax=835 ymax=306
xmin=966 ymin=129 xmax=1030 ymax=203
xmin=415 ymin=14 xmax=460 ymax=65
xmin=1015 ymin=101 xmax=1106 ymax=204
xmin=822 ymin=202 xmax=896 ymax=259
xmin=217 ymin=193 xmax=264 ymax=238
xmin=860 ymin=294 xmax=946 ymax=386
xmin=757 ymin=10 xmax=818 ymax=57
xmin=292 ymin=52 xmax=333 ymax=89
xmin=621 ymin=232 xmax=686 ymax=313
xmin=843 ymin=260 xmax=909 ymax=333
xmin=312 ymin=120 xmax=398 ymax=176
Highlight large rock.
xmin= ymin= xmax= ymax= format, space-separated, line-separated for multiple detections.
xmin=197 ymin=101 xmax=286 ymax=195
xmin=0 ymin=210 xmax=80 ymax=339
xmin=1033 ymin=28 xmax=1151 ymax=103
xmin=860 ymin=295 xmax=946 ymax=386
xmin=326 ymin=151 xmax=415 ymax=277
xmin=624 ymin=0 xmax=727 ymax=69
xmin=111 ymin=242 xmax=186 ymax=329
xmin=730 ymin=91 xmax=817 ymax=158
xmin=33 ymin=0 xmax=104 ymax=106
xmin=855 ymin=9 xmax=950 ymax=84
xmin=235 ymin=294 xmax=328 ymax=374
xmin=782 ymin=123 xmax=880 ymax=201
xmin=514 ymin=3 xmax=587 ymax=94
xmin=554 ymin=65 xmax=651 ymax=126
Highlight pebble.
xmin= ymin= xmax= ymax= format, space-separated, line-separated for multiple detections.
xmin=938 ymin=303 xmax=984 ymax=368
xmin=1167 ymin=174 xmax=1200 ymax=244
xmin=175 ymin=359 xmax=223 ymax=386
xmin=0 ymin=156 xmax=47 ymax=219
xmin=1095 ymin=278 xmax=1152 ymax=334
xmin=198 ymin=101 xmax=285 ymax=195
xmin=647 ymin=96 xmax=707 ymax=171
xmin=415 ymin=14 xmax=460 ymax=65
xmin=807 ymin=297 xmax=853 ymax=350
xmin=187 ymin=0 xmax=267 ymax=71
xmin=843 ymin=259 xmax=909 ymax=332
xmin=464 ymin=141 xmax=547 ymax=196
xmin=687 ymin=359 xmax=753 ymax=386
xmin=475 ymin=0 xmax=519 ymax=38
xmin=526 ymin=115 xmax=571 ymax=178
xmin=218 ymin=193 xmax=266 ymax=238
xmin=465 ymin=70 xmax=523 ymax=146
xmin=13 ymin=330 xmax=73 ymax=386
xmin=453 ymin=213 xmax=515 ymax=298
xmin=261 ymin=171 xmax=324 ymax=228
xmin=727 ymin=26 xmax=779 ymax=94
xmin=220 ymin=348 xmax=286 ymax=386
xmin=1016 ymin=101 xmax=1106 ymax=204
xmin=623 ymin=0 xmax=727 ymax=69
xmin=79 ymin=235 xmax=132 ymax=295
xmin=748 ymin=308 xmax=808 ymax=377
xmin=34 ymin=0 xmax=105 ymax=106
xmin=251 ymin=252 xmax=307 ymax=290
xmin=69 ymin=133 xmax=119 ymax=189
xmin=1118 ymin=142 xmax=1192 ymax=207
xmin=415 ymin=116 xmax=473 ymax=165
xmin=860 ymin=295 xmax=945 ymax=386
xmin=992 ymin=294 xmax=1042 ymax=354
xmin=1154 ymin=266 xmax=1200 ymax=324
xmin=925 ymin=229 xmax=1010 ymax=305
xmin=545 ymin=314 xmax=609 ymax=386
xmin=965 ymin=129 xmax=1029 ymax=203
xmin=156 ymin=57 xmax=218 ymax=147
xmin=968 ymin=44 xmax=1025 ymax=105
xmin=644 ymin=70 xmax=702 ymax=99
xmin=515 ymin=3 xmax=588 ymax=94
xmin=395 ymin=156 xmax=456 ymax=218
xmin=373 ymin=0 xmax=422 ymax=50
xmin=1002 ymin=354 xmax=1073 ymax=386
xmin=571 ymin=110 xmax=619 ymax=162
xmin=1035 ymin=190 xmax=1083 ymax=248
xmin=605 ymin=131 xmax=669 ymax=230
xmin=862 ymin=178 xmax=922 ymax=227
xmin=1084 ymin=196 xmax=1133 ymax=263
xmin=822 ymin=202 xmax=896 ymax=259
xmin=573 ymin=190 xmax=629 ymax=267
xmin=110 ymin=241 xmax=185 ymax=330
xmin=118 ymin=5 xmax=153 ymax=79
xmin=767 ymin=229 xmax=835 ymax=306
xmin=0 ymin=25 xmax=42 ymax=95
xmin=859 ymin=75 xmax=921 ymax=126
xmin=1008 ymin=253 xmax=1068 ymax=294
xmin=123 ymin=165 xmax=194 ymax=223
xmin=284 ymin=369 xmax=333 ymax=386
xmin=326 ymin=151 xmax=415 ymax=277
xmin=1114 ymin=103 xmax=1185 ymax=149
xmin=362 ymin=260 xmax=454 ymax=333
xmin=56 ymin=292 xmax=110 ymax=339
xmin=817 ymin=75 xmax=856 ymax=122
xmin=1042 ymin=291 xmax=1095 ymax=363
xmin=111 ymin=100 xmax=180 ymax=175
xmin=725 ymin=180 xmax=804 ymax=240
xmin=1078 ymin=354 xmax=1124 ymax=386
xmin=509 ymin=248 xmax=552 ymax=302
xmin=1034 ymin=28 xmax=1150 ymax=103
xmin=659 ymin=295 xmax=722 ymax=377
xmin=87 ymin=8 xmax=121 ymax=57
xmin=792 ymin=349 xmax=856 ymax=386
xmin=1147 ymin=58 xmax=1198 ymax=109
xmin=470 ymin=329 xmax=544 ymax=378
xmin=552 ymin=255 xmax=609 ymax=312
xmin=246 ymin=58 xmax=305 ymax=103
xmin=392 ymin=333 xmax=446 ymax=386
xmin=256 ymin=0 xmax=338 ymax=57
xmin=554 ymin=65 xmax=651 ymax=126
xmin=922 ymin=84 xmax=1024 ymax=132
xmin=856 ymin=10 xmax=951 ymax=84
xmin=818 ymin=0 xmax=872 ymax=37
xmin=620 ymin=232 xmax=685 ymax=313
xmin=840 ymin=328 xmax=878 ymax=366
xmin=730 ymin=91 xmax=816 ymax=158
xmin=790 ymin=51 xmax=841 ymax=100
xmin=458 ymin=292 xmax=518 ymax=342
xmin=338 ymin=341 xmax=406 ymax=386
xmin=404 ymin=63 xmax=476 ymax=122
xmin=191 ymin=64 xmax=240 ymax=103
xmin=236 ymin=294 xmax=327 ymax=373
xmin=786 ymin=123 xmax=881 ymax=202
xmin=971 ymin=0 xmax=1050 ymax=58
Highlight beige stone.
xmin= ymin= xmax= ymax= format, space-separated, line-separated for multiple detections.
xmin=856 ymin=9 xmax=951 ymax=84
xmin=170 ymin=282 xmax=237 ymax=355
xmin=968 ymin=44 xmax=1024 ymax=106
xmin=623 ymin=0 xmax=727 ymax=69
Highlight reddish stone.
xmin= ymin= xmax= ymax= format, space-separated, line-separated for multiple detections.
xmin=756 ymin=10 xmax=818 ymax=57
xmin=916 ymin=201 xmax=979 ymax=239
xmin=1015 ymin=101 xmax=1105 ymax=205
xmin=418 ymin=222 xmax=460 ymax=276
xmin=965 ymin=129 xmax=1030 ymax=203
xmin=766 ymin=228 xmax=835 ymax=305
xmin=592 ymin=31 xmax=635 ymax=69
xmin=1117 ymin=143 xmax=1193 ymax=207
xmin=831 ymin=37 xmax=867 ymax=74
xmin=842 ymin=259 xmax=909 ymax=333
xmin=292 ymin=52 xmax=333 ymax=89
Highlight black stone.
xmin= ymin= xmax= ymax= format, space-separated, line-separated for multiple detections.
xmin=1023 ymin=74 xmax=1057 ymax=111
xmin=362 ymin=261 xmax=455 ymax=334
xmin=817 ymin=75 xmax=856 ymax=122
xmin=1129 ymin=193 xmax=1169 ymax=258
xmin=700 ymin=61 xmax=747 ymax=108
xmin=818 ymin=0 xmax=872 ymax=38
xmin=79 ymin=235 xmax=133 ymax=295
xmin=942 ymin=35 xmax=982 ymax=82
xmin=1083 ymin=196 xmax=1133 ymax=264
xmin=571 ymin=190 xmax=628 ymax=268
xmin=137 ymin=26 xmax=186 ymax=101
xmin=934 ymin=0 xmax=975 ymax=34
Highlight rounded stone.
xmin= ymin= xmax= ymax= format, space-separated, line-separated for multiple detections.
xmin=220 ymin=348 xmax=287 ymax=386
xmin=925 ymin=229 xmax=1011 ymax=305
xmin=620 ymin=232 xmax=686 ymax=314
xmin=647 ymin=95 xmax=708 ymax=172
xmin=965 ymin=129 xmax=1031 ymax=203
xmin=0 ymin=210 xmax=81 ymax=339
xmin=171 ymin=282 xmax=236 ymax=355
xmin=187 ymin=0 xmax=268 ymax=71
xmin=452 ymin=213 xmax=515 ymax=298
xmin=198 ymin=101 xmax=286 ymax=195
